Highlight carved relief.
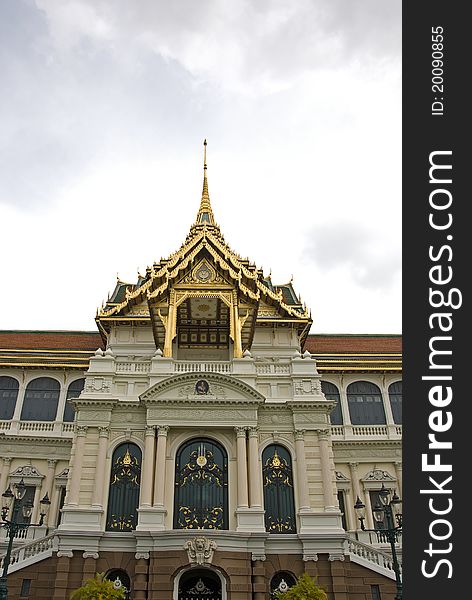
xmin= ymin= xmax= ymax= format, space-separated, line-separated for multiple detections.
xmin=85 ymin=378 xmax=112 ymax=393
xmin=362 ymin=469 xmax=396 ymax=482
xmin=294 ymin=379 xmax=321 ymax=395
xmin=184 ymin=537 xmax=217 ymax=565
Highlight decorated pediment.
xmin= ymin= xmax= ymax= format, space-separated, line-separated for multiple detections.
xmin=140 ymin=372 xmax=265 ymax=404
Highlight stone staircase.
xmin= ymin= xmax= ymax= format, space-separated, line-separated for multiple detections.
xmin=345 ymin=537 xmax=402 ymax=580
xmin=1 ymin=533 xmax=57 ymax=574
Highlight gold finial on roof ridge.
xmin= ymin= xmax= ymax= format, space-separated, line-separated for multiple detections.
xmin=194 ymin=139 xmax=216 ymax=227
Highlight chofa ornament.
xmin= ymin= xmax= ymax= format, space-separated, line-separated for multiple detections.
xmin=184 ymin=536 xmax=217 ymax=565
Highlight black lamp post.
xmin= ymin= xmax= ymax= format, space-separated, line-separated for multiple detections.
xmin=354 ymin=484 xmax=403 ymax=600
xmin=0 ymin=478 xmax=51 ymax=600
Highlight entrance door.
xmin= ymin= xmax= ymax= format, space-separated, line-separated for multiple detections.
xmin=178 ymin=569 xmax=222 ymax=600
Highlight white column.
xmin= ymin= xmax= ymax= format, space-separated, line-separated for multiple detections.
xmin=394 ymin=461 xmax=403 ymax=497
xmin=39 ymin=459 xmax=57 ymax=525
xmin=317 ymin=429 xmax=336 ymax=510
xmin=55 ymin=382 xmax=69 ymax=422
xmin=294 ymin=430 xmax=310 ymax=510
xmin=248 ymin=427 xmax=263 ymax=508
xmin=91 ymin=427 xmax=109 ymax=507
xmin=349 ymin=462 xmax=362 ymax=530
xmin=339 ymin=379 xmax=351 ymax=426
xmin=140 ymin=426 xmax=156 ymax=507
xmin=153 ymin=426 xmax=169 ymax=507
xmin=363 ymin=488 xmax=375 ymax=530
xmin=0 ymin=457 xmax=11 ymax=494
xmin=12 ymin=380 xmax=26 ymax=422
xmin=235 ymin=427 xmax=249 ymax=508
xmin=67 ymin=426 xmax=88 ymax=505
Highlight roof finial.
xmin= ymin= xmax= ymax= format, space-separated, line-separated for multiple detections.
xmin=194 ymin=138 xmax=215 ymax=226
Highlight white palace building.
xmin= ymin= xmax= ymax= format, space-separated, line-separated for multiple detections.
xmin=0 ymin=145 xmax=402 ymax=599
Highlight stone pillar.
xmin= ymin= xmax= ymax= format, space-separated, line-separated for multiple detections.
xmin=82 ymin=552 xmax=99 ymax=585
xmin=394 ymin=461 xmax=403 ymax=497
xmin=154 ymin=426 xmax=169 ymax=506
xmin=248 ymin=427 xmax=262 ymax=508
xmin=303 ymin=555 xmax=319 ymax=578
xmin=92 ymin=427 xmax=109 ymax=507
xmin=294 ymin=430 xmax=310 ymax=510
xmin=134 ymin=552 xmax=150 ymax=600
xmin=0 ymin=457 xmax=11 ymax=494
xmin=140 ymin=426 xmax=156 ymax=507
xmin=252 ymin=557 xmax=266 ymax=600
xmin=39 ymin=459 xmax=57 ymax=525
xmin=235 ymin=427 xmax=249 ymax=508
xmin=339 ymin=379 xmax=351 ymax=426
xmin=11 ymin=379 xmax=26 ymax=422
xmin=53 ymin=551 xmax=73 ymax=600
xmin=363 ymin=488 xmax=375 ymax=530
xmin=67 ymin=426 xmax=88 ymax=505
xmin=317 ymin=429 xmax=336 ymax=509
xmin=55 ymin=382 xmax=69 ymax=423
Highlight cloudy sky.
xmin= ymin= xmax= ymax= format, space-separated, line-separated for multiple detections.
xmin=0 ymin=0 xmax=401 ymax=334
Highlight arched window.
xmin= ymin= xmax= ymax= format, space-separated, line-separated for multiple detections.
xmin=0 ymin=376 xmax=19 ymax=420
xmin=347 ymin=381 xmax=386 ymax=425
xmin=20 ymin=377 xmax=60 ymax=421
xmin=262 ymin=444 xmax=296 ymax=533
xmin=106 ymin=443 xmax=141 ymax=531
xmin=270 ymin=572 xmax=297 ymax=598
xmin=105 ymin=570 xmax=131 ymax=599
xmin=174 ymin=438 xmax=228 ymax=530
xmin=389 ymin=381 xmax=402 ymax=424
xmin=63 ymin=379 xmax=85 ymax=422
xmin=321 ymin=381 xmax=343 ymax=425
xmin=178 ymin=569 xmax=222 ymax=600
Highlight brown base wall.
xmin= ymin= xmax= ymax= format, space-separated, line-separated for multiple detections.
xmin=7 ymin=551 xmax=398 ymax=600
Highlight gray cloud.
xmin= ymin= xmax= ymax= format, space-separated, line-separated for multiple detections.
xmin=302 ymin=221 xmax=401 ymax=290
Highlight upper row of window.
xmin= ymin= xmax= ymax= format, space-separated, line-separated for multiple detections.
xmin=322 ymin=380 xmax=402 ymax=425
xmin=0 ymin=376 xmax=85 ymax=422
xmin=0 ymin=376 xmax=402 ymax=425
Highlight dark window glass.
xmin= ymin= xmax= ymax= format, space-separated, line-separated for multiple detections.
xmin=20 ymin=579 xmax=32 ymax=597
xmin=371 ymin=584 xmax=382 ymax=600
xmin=270 ymin=572 xmax=297 ymax=598
xmin=106 ymin=443 xmax=141 ymax=531
xmin=63 ymin=379 xmax=85 ymax=422
xmin=337 ymin=490 xmax=347 ymax=530
xmin=0 ymin=376 xmax=19 ymax=420
xmin=389 ymin=381 xmax=402 ymax=424
xmin=321 ymin=381 xmax=343 ymax=425
xmin=347 ymin=381 xmax=386 ymax=425
xmin=262 ymin=444 xmax=296 ymax=533
xmin=174 ymin=438 xmax=228 ymax=530
xmin=20 ymin=377 xmax=60 ymax=421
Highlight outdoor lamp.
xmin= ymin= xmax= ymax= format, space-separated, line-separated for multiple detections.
xmin=378 ymin=483 xmax=390 ymax=506
xmin=22 ymin=499 xmax=34 ymax=520
xmin=373 ymin=501 xmax=385 ymax=524
xmin=1 ymin=487 xmax=13 ymax=512
xmin=14 ymin=478 xmax=27 ymax=501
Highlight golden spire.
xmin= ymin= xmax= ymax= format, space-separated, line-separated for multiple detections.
xmin=195 ymin=139 xmax=216 ymax=226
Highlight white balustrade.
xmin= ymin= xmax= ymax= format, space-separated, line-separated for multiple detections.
xmin=1 ymin=533 xmax=56 ymax=573
xmin=174 ymin=361 xmax=232 ymax=374
xmin=116 ymin=361 xmax=151 ymax=373
xmin=346 ymin=537 xmax=401 ymax=579
xmin=255 ymin=363 xmax=290 ymax=375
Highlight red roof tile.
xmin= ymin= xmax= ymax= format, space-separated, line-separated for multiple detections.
xmin=0 ymin=331 xmax=104 ymax=351
xmin=305 ymin=334 xmax=402 ymax=354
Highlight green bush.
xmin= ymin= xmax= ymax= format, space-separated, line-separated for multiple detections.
xmin=276 ymin=573 xmax=328 ymax=600
xmin=70 ymin=573 xmax=126 ymax=600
